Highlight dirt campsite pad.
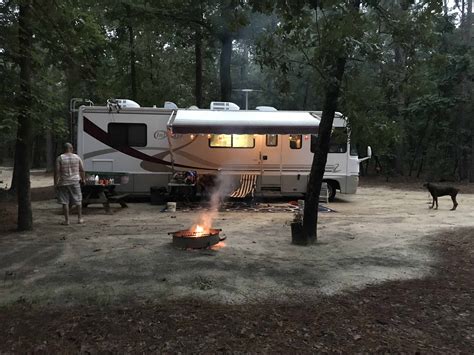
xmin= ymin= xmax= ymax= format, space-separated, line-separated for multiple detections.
xmin=1 ymin=179 xmax=473 ymax=352
xmin=1 ymin=182 xmax=474 ymax=304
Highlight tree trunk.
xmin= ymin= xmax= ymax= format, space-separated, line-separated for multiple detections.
xmin=408 ymin=117 xmax=431 ymax=176
xmin=63 ymin=56 xmax=75 ymax=144
xmin=416 ymin=154 xmax=425 ymax=178
xmin=146 ymin=33 xmax=156 ymax=87
xmin=392 ymin=0 xmax=410 ymax=176
xmin=442 ymin=0 xmax=448 ymax=16
xmin=194 ymin=30 xmax=203 ymax=108
xmin=240 ymin=43 xmax=249 ymax=87
xmin=125 ymin=4 xmax=137 ymax=101
xmin=393 ymin=50 xmax=406 ymax=176
xmin=300 ymin=0 xmax=361 ymax=244
xmin=302 ymin=57 xmax=347 ymax=244
xmin=9 ymin=148 xmax=19 ymax=193
xmin=32 ymin=134 xmax=44 ymax=168
xmin=45 ymin=129 xmax=54 ymax=172
xmin=471 ymin=133 xmax=474 ymax=182
xmin=458 ymin=0 xmax=472 ymax=180
xmin=302 ymin=80 xmax=310 ymax=110
xmin=464 ymin=0 xmax=473 ymax=181
xmin=464 ymin=0 xmax=472 ymax=51
xmin=219 ymin=33 xmax=232 ymax=101
xmin=16 ymin=1 xmax=34 ymax=231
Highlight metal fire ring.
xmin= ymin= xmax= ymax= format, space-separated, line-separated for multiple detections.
xmin=169 ymin=228 xmax=224 ymax=249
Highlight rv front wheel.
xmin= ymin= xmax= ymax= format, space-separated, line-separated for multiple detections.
xmin=327 ymin=182 xmax=337 ymax=202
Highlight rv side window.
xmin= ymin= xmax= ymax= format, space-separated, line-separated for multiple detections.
xmin=232 ymin=134 xmax=255 ymax=148
xmin=350 ymin=144 xmax=358 ymax=156
xmin=209 ymin=134 xmax=254 ymax=148
xmin=266 ymin=134 xmax=278 ymax=147
xmin=289 ymin=135 xmax=302 ymax=149
xmin=108 ymin=123 xmax=147 ymax=147
xmin=209 ymin=134 xmax=232 ymax=147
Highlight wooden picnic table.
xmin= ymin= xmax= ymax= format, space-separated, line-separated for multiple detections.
xmin=168 ymin=182 xmax=196 ymax=202
xmin=81 ymin=184 xmax=128 ymax=212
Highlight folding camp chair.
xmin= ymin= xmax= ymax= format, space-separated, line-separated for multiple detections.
xmin=229 ymin=174 xmax=258 ymax=204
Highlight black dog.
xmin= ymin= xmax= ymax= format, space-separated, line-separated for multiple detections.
xmin=423 ymin=183 xmax=459 ymax=210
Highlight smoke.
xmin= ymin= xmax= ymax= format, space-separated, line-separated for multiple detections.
xmin=194 ymin=173 xmax=234 ymax=230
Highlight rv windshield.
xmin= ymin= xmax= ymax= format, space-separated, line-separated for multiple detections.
xmin=350 ymin=143 xmax=358 ymax=156
xmin=310 ymin=127 xmax=348 ymax=153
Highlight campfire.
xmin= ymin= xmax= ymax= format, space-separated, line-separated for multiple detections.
xmin=169 ymin=173 xmax=228 ymax=249
xmin=169 ymin=224 xmax=225 ymax=249
xmin=191 ymin=224 xmax=206 ymax=237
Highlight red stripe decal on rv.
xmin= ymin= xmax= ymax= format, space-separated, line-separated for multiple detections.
xmin=83 ymin=117 xmax=217 ymax=171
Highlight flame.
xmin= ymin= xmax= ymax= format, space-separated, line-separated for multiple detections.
xmin=191 ymin=224 xmax=209 ymax=237
xmin=188 ymin=173 xmax=230 ymax=239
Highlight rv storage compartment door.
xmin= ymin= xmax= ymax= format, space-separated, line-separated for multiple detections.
xmin=92 ymin=159 xmax=113 ymax=172
xmin=281 ymin=173 xmax=308 ymax=193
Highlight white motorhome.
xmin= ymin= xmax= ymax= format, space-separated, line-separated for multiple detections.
xmin=76 ymin=101 xmax=370 ymax=200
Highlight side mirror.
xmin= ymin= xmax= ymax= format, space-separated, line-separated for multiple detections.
xmin=358 ymin=146 xmax=372 ymax=163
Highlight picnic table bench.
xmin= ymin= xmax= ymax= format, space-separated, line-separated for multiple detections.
xmin=81 ymin=184 xmax=128 ymax=212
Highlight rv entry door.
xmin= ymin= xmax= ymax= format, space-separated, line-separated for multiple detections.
xmin=259 ymin=134 xmax=282 ymax=190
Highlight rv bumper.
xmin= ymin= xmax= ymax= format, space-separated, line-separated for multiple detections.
xmin=345 ymin=175 xmax=359 ymax=194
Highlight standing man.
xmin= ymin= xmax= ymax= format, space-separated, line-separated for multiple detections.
xmin=55 ymin=143 xmax=85 ymax=225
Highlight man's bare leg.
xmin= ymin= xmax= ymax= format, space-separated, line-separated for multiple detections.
xmin=77 ymin=205 xmax=84 ymax=224
xmin=62 ymin=204 xmax=70 ymax=225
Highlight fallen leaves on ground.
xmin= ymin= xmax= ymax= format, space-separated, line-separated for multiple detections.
xmin=0 ymin=228 xmax=472 ymax=353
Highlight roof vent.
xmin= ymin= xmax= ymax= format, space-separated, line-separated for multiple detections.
xmin=256 ymin=106 xmax=277 ymax=112
xmin=210 ymin=101 xmax=240 ymax=111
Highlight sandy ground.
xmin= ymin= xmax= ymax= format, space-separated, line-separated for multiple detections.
xmin=1 ymin=176 xmax=473 ymax=306
xmin=0 ymin=167 xmax=53 ymax=189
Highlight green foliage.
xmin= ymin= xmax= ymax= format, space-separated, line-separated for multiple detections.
xmin=0 ymin=0 xmax=472 ymax=180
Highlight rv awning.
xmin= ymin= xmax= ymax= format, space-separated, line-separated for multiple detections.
xmin=167 ymin=110 xmax=320 ymax=134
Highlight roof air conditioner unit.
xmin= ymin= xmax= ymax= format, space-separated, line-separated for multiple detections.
xmin=116 ymin=99 xmax=140 ymax=108
xmin=164 ymin=101 xmax=178 ymax=109
xmin=210 ymin=101 xmax=240 ymax=111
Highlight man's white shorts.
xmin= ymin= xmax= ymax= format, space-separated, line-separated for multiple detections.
xmin=57 ymin=183 xmax=82 ymax=205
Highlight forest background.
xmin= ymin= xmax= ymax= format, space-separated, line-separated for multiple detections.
xmin=0 ymin=0 xmax=472 ymax=231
